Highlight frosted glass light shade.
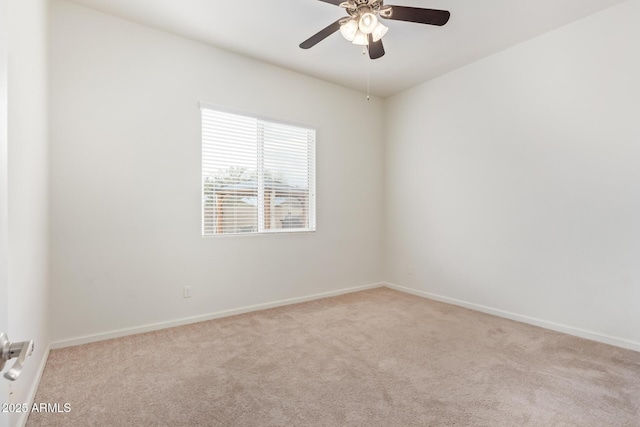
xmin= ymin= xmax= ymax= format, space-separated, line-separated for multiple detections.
xmin=352 ymin=30 xmax=369 ymax=46
xmin=372 ymin=21 xmax=388 ymax=42
xmin=358 ymin=13 xmax=378 ymax=34
xmin=339 ymin=19 xmax=358 ymax=41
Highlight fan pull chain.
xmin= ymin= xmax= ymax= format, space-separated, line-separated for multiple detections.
xmin=363 ymin=48 xmax=370 ymax=101
xmin=367 ymin=55 xmax=371 ymax=101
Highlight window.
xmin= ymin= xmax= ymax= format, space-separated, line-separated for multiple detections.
xmin=201 ymin=105 xmax=316 ymax=235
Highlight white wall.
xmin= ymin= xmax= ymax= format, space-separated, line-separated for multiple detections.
xmin=49 ymin=0 xmax=384 ymax=343
xmin=384 ymin=0 xmax=640 ymax=347
xmin=6 ymin=0 xmax=50 ymax=421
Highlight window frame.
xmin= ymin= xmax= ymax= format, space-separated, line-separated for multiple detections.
xmin=200 ymin=102 xmax=317 ymax=237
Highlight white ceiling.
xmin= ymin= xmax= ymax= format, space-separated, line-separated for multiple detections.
xmin=67 ymin=0 xmax=627 ymax=98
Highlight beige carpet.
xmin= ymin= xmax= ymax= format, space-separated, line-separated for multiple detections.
xmin=28 ymin=288 xmax=640 ymax=426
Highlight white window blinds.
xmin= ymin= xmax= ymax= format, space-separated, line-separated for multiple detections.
xmin=202 ymin=106 xmax=316 ymax=235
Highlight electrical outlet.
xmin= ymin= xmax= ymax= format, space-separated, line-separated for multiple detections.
xmin=407 ymin=264 xmax=414 ymax=277
xmin=183 ymin=286 xmax=192 ymax=298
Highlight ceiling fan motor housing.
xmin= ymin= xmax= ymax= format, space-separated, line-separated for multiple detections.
xmin=344 ymin=0 xmax=383 ymax=16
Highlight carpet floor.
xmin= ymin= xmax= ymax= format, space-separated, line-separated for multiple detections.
xmin=28 ymin=288 xmax=640 ymax=426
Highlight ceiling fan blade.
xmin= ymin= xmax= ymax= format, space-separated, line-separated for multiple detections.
xmin=367 ymin=34 xmax=385 ymax=60
xmin=382 ymin=6 xmax=450 ymax=26
xmin=317 ymin=0 xmax=343 ymax=5
xmin=299 ymin=19 xmax=343 ymax=49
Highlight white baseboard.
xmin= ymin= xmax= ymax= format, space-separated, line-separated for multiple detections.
xmin=50 ymin=280 xmax=640 ymax=353
xmin=51 ymin=282 xmax=385 ymax=349
xmin=385 ymin=282 xmax=640 ymax=353
xmin=16 ymin=344 xmax=50 ymax=427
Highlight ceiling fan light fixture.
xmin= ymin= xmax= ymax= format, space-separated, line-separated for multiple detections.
xmin=372 ymin=21 xmax=388 ymax=42
xmin=352 ymin=29 xmax=369 ymax=46
xmin=339 ymin=19 xmax=358 ymax=41
xmin=358 ymin=12 xmax=378 ymax=34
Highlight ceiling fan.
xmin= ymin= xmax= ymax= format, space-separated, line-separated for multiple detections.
xmin=300 ymin=0 xmax=450 ymax=60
